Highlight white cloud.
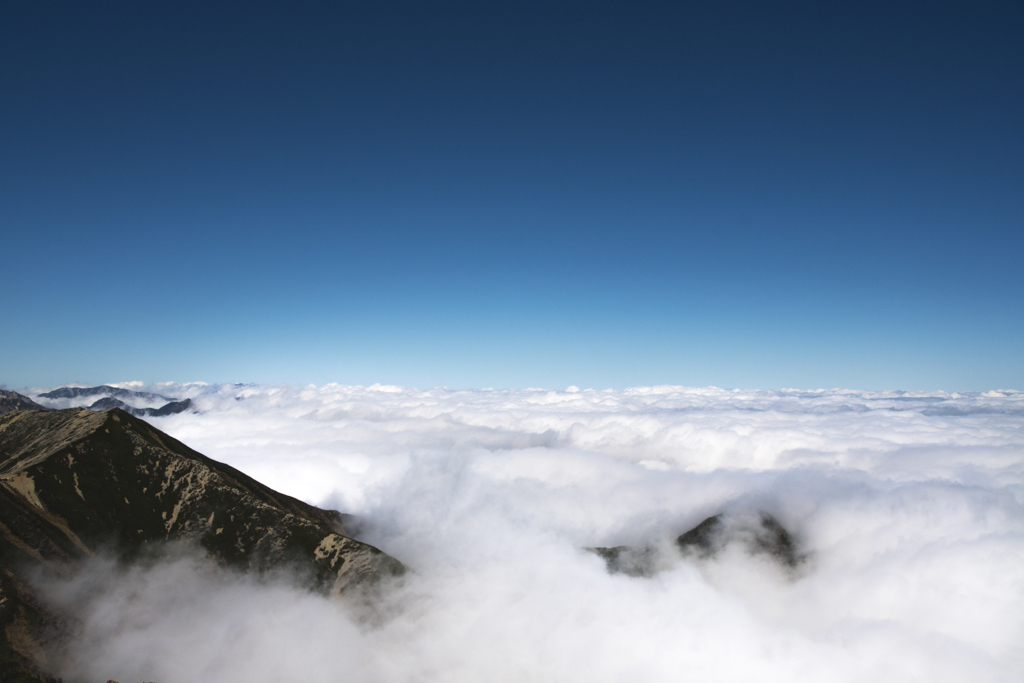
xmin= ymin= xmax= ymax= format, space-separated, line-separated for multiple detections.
xmin=33 ymin=383 xmax=1024 ymax=682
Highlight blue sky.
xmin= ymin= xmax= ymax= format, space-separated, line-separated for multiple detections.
xmin=2 ymin=1 xmax=1022 ymax=391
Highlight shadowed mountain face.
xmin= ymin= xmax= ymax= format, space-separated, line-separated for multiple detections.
xmin=676 ymin=513 xmax=803 ymax=567
xmin=0 ymin=407 xmax=404 ymax=682
xmin=0 ymin=392 xmax=49 ymax=417
xmin=592 ymin=512 xmax=804 ymax=578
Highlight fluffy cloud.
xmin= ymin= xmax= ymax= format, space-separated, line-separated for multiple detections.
xmin=32 ymin=383 xmax=1024 ymax=682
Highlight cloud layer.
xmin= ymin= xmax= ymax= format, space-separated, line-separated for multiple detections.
xmin=32 ymin=383 xmax=1024 ymax=682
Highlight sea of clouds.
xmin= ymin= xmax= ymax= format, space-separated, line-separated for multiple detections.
xmin=30 ymin=383 xmax=1024 ymax=682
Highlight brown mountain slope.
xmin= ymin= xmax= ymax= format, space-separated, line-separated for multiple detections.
xmin=0 ymin=407 xmax=404 ymax=682
xmin=0 ymin=392 xmax=48 ymax=417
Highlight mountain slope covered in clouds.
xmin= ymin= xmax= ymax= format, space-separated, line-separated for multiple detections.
xmin=0 ymin=407 xmax=403 ymax=682
xmin=85 ymin=396 xmax=193 ymax=417
xmin=8 ymin=382 xmax=1024 ymax=683
xmin=116 ymin=382 xmax=1021 ymax=683
xmin=37 ymin=385 xmax=171 ymax=403
xmin=33 ymin=385 xmax=193 ymax=418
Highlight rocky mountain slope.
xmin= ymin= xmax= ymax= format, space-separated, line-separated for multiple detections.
xmin=591 ymin=511 xmax=804 ymax=578
xmin=0 ymin=392 xmax=48 ymax=417
xmin=0 ymin=407 xmax=404 ymax=682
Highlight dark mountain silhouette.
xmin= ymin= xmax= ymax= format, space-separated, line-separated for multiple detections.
xmin=675 ymin=513 xmax=803 ymax=567
xmin=591 ymin=512 xmax=804 ymax=578
xmin=0 ymin=407 xmax=404 ymax=682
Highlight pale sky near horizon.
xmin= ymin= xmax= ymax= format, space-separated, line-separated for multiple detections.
xmin=2 ymin=1 xmax=1022 ymax=391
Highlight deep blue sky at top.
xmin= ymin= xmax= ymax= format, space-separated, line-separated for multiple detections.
xmin=1 ymin=1 xmax=1021 ymax=391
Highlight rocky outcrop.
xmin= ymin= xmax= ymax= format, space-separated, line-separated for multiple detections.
xmin=591 ymin=512 xmax=804 ymax=577
xmin=0 ymin=392 xmax=49 ymax=417
xmin=676 ymin=513 xmax=803 ymax=568
xmin=590 ymin=544 xmax=659 ymax=578
xmin=0 ymin=407 xmax=404 ymax=681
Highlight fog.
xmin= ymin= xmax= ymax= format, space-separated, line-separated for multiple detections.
xmin=32 ymin=383 xmax=1024 ymax=682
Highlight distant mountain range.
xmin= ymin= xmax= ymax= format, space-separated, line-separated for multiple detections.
xmin=32 ymin=385 xmax=194 ymax=418
xmin=85 ymin=395 xmax=192 ymax=417
xmin=37 ymin=385 xmax=172 ymax=402
xmin=0 ymin=406 xmax=404 ymax=682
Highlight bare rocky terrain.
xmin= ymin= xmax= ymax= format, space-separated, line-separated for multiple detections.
xmin=0 ymin=407 xmax=404 ymax=682
xmin=591 ymin=511 xmax=804 ymax=578
xmin=0 ymin=392 xmax=48 ymax=417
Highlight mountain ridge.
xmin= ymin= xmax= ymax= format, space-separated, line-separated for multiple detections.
xmin=0 ymin=407 xmax=404 ymax=682
xmin=85 ymin=396 xmax=192 ymax=417
xmin=0 ymin=392 xmax=49 ymax=417
xmin=37 ymin=385 xmax=171 ymax=403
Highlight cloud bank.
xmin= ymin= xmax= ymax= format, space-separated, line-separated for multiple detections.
xmin=32 ymin=383 xmax=1024 ymax=682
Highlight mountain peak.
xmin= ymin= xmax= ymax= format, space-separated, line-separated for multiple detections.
xmin=0 ymin=407 xmax=404 ymax=681
xmin=0 ymin=391 xmax=49 ymax=417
